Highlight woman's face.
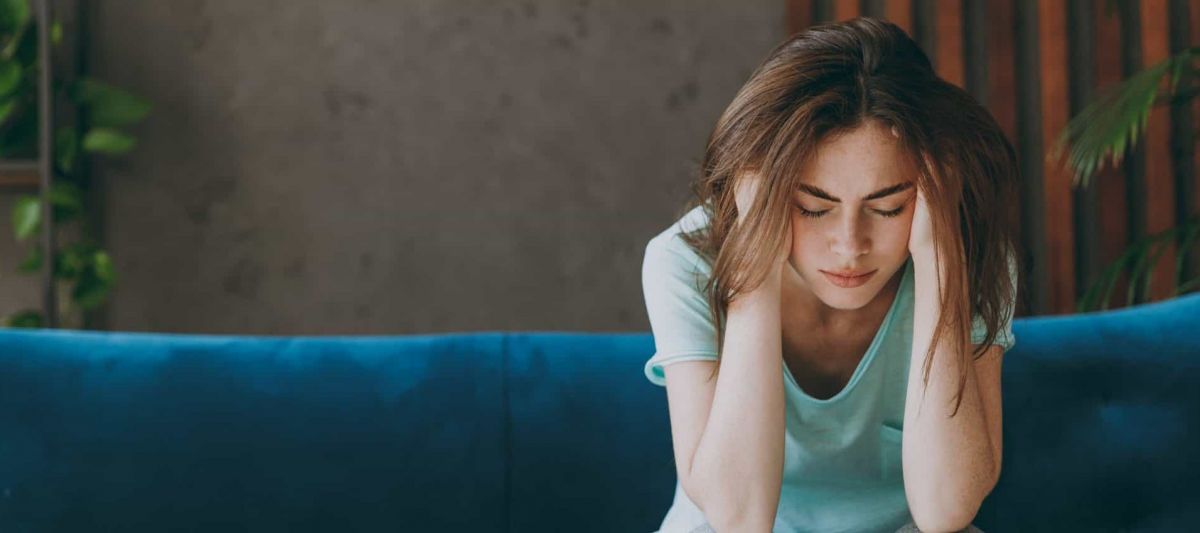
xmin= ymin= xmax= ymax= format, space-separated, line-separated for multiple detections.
xmin=785 ymin=121 xmax=919 ymax=312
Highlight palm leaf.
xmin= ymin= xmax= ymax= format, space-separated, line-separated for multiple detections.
xmin=1078 ymin=215 xmax=1200 ymax=312
xmin=1077 ymin=241 xmax=1135 ymax=312
xmin=1173 ymin=222 xmax=1200 ymax=296
xmin=1050 ymin=47 xmax=1198 ymax=189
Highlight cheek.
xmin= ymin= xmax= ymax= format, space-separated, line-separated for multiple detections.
xmin=877 ymin=218 xmax=913 ymax=253
xmin=788 ymin=216 xmax=811 ymax=250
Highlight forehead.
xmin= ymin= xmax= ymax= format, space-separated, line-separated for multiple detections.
xmin=800 ymin=123 xmax=916 ymax=190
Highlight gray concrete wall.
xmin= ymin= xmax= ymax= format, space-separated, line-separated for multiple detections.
xmin=0 ymin=0 xmax=785 ymax=334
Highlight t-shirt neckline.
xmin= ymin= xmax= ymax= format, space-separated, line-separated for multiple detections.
xmin=782 ymin=256 xmax=912 ymax=406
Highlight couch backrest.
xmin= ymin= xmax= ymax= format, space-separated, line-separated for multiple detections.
xmin=0 ymin=293 xmax=1196 ymax=532
xmin=0 ymin=332 xmax=516 ymax=531
xmin=976 ymin=293 xmax=1200 ymax=532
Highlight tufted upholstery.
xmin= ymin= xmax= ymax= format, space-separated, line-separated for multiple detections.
xmin=0 ymin=293 xmax=1196 ymax=532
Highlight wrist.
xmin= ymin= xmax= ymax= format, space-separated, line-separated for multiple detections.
xmin=730 ymin=267 xmax=781 ymax=310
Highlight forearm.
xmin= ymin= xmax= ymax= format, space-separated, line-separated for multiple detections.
xmin=902 ymin=260 xmax=997 ymax=531
xmin=688 ymin=269 xmax=786 ymax=532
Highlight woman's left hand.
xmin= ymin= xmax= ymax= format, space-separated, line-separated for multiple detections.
xmin=908 ymin=187 xmax=936 ymax=268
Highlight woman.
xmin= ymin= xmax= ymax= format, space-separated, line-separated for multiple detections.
xmin=640 ymin=17 xmax=1021 ymax=533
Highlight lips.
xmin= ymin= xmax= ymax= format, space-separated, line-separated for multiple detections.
xmin=820 ymin=269 xmax=877 ymax=288
xmin=825 ymin=269 xmax=872 ymax=278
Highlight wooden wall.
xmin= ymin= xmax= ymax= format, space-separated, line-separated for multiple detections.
xmin=786 ymin=0 xmax=1200 ymax=317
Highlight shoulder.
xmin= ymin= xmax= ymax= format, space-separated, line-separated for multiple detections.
xmin=641 ymin=205 xmax=721 ymax=386
xmin=642 ymin=205 xmax=712 ymax=287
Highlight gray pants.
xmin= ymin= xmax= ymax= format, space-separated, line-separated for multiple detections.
xmin=687 ymin=520 xmax=984 ymax=532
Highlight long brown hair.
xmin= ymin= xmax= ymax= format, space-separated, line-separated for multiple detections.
xmin=673 ymin=16 xmax=1022 ymax=416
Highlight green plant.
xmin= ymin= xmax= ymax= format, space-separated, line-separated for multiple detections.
xmin=0 ymin=0 xmax=151 ymax=327
xmin=1051 ymin=45 xmax=1199 ymax=312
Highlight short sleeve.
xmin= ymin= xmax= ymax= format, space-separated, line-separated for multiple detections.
xmin=641 ymin=234 xmax=719 ymax=386
xmin=969 ymin=249 xmax=1018 ymax=353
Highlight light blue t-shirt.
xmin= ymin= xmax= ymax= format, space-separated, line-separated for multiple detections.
xmin=641 ymin=204 xmax=1016 ymax=533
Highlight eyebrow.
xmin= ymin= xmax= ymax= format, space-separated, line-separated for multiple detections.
xmin=796 ymin=182 xmax=914 ymax=202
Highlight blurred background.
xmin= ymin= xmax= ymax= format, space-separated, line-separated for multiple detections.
xmin=0 ymin=0 xmax=1195 ymax=335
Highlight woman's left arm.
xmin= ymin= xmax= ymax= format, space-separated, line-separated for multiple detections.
xmin=902 ymin=190 xmax=1003 ymax=533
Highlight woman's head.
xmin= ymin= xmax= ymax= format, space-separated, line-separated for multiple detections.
xmin=677 ymin=17 xmax=1021 ymax=413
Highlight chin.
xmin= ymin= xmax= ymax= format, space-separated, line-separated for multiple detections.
xmin=814 ymin=288 xmax=876 ymax=311
xmin=803 ymin=270 xmax=887 ymax=310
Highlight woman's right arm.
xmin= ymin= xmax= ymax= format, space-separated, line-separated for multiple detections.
xmin=666 ymin=174 xmax=789 ymax=532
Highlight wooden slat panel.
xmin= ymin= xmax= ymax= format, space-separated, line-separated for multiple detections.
xmin=913 ymin=0 xmax=936 ymax=61
xmin=935 ymin=0 xmax=964 ymax=87
xmin=833 ymin=0 xmax=859 ymax=21
xmin=1168 ymin=0 xmax=1197 ymax=290
xmin=885 ymin=0 xmax=914 ymax=36
xmin=1094 ymin=0 xmax=1131 ymax=309
xmin=1038 ymin=0 xmax=1076 ymax=314
xmin=1141 ymin=0 xmax=1176 ymax=301
xmin=1190 ymin=0 xmax=1200 ymax=284
xmin=985 ymin=0 xmax=1022 ymax=316
xmin=787 ymin=0 xmax=816 ymax=35
xmin=987 ymin=0 xmax=1018 ymax=146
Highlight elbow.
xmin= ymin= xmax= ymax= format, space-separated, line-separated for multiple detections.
xmin=907 ymin=457 xmax=998 ymax=533
xmin=910 ymin=509 xmax=976 ymax=533
xmin=681 ymin=480 xmax=744 ymax=531
xmin=908 ymin=493 xmax=983 ymax=533
xmin=683 ymin=477 xmax=775 ymax=533
xmin=705 ymin=504 xmax=776 ymax=533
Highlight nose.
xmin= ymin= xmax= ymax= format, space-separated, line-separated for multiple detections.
xmin=829 ymin=212 xmax=869 ymax=259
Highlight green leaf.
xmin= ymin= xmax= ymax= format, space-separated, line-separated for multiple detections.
xmin=73 ymin=275 xmax=111 ymax=310
xmin=1174 ymin=220 xmax=1200 ymax=294
xmin=0 ymin=97 xmax=35 ymax=156
xmin=0 ymin=59 xmax=21 ymax=96
xmin=50 ymin=20 xmax=61 ymax=46
xmin=0 ymin=95 xmax=18 ymax=124
xmin=57 ymin=246 xmax=117 ymax=310
xmin=12 ymin=194 xmax=37 ymax=241
xmin=54 ymin=245 xmax=88 ymax=279
xmin=8 ymin=15 xmax=33 ymax=62
xmin=1135 ymin=238 xmax=1172 ymax=304
xmin=82 ymin=127 xmax=136 ymax=155
xmin=1052 ymin=47 xmax=1199 ymax=189
xmin=1078 ymin=216 xmax=1200 ymax=312
xmin=0 ymin=0 xmax=30 ymax=34
xmin=48 ymin=180 xmax=83 ymax=210
xmin=54 ymin=125 xmax=77 ymax=173
xmin=72 ymin=78 xmax=152 ymax=128
xmin=0 ymin=0 xmax=30 ymax=60
xmin=17 ymin=244 xmax=39 ymax=272
xmin=93 ymin=250 xmax=114 ymax=282
xmin=1178 ymin=276 xmax=1200 ymax=294
xmin=47 ymin=181 xmax=83 ymax=224
xmin=5 ymin=309 xmax=42 ymax=328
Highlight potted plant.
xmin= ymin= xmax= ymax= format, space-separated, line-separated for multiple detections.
xmin=1052 ymin=45 xmax=1200 ymax=312
xmin=0 ymin=0 xmax=151 ymax=328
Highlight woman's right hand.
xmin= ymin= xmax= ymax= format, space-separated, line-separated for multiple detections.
xmin=732 ymin=171 xmax=793 ymax=269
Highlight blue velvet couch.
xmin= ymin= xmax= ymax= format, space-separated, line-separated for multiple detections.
xmin=0 ymin=293 xmax=1196 ymax=532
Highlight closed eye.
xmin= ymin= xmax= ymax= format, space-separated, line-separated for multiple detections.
xmin=796 ymin=205 xmax=905 ymax=218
